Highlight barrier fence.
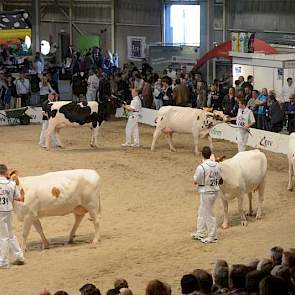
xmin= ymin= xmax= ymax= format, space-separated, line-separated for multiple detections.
xmin=0 ymin=106 xmax=289 ymax=155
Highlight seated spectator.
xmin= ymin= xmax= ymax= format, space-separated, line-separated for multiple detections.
xmin=146 ymin=280 xmax=171 ymax=295
xmin=255 ymin=88 xmax=268 ymax=130
xmin=180 ymin=274 xmax=199 ymax=294
xmin=270 ymin=246 xmax=284 ymax=266
xmin=212 ymin=260 xmax=229 ymax=294
xmin=106 ymin=289 xmax=120 ymax=295
xmin=173 ymin=78 xmax=190 ymax=106
xmin=282 ymin=251 xmax=295 ymax=268
xmin=247 ymin=90 xmax=259 ymax=126
xmin=228 ymin=264 xmax=249 ymax=295
xmin=259 ymin=276 xmax=289 ymax=295
xmin=79 ymin=283 xmax=101 ymax=295
xmin=286 ymin=94 xmax=295 ymax=134
xmin=246 ymin=270 xmax=266 ymax=295
xmin=54 ymin=291 xmax=68 ymax=295
xmin=256 ymin=259 xmax=273 ymax=275
xmin=265 ymin=95 xmax=284 ymax=132
xmin=119 ymin=288 xmax=133 ymax=295
xmin=114 ymin=278 xmax=129 ymax=291
xmin=207 ymin=84 xmax=221 ymax=110
xmin=291 ymin=267 xmax=295 ymax=290
xmin=222 ymin=87 xmax=238 ymax=118
xmin=247 ymin=259 xmax=260 ymax=271
xmin=38 ymin=290 xmax=51 ymax=295
xmin=192 ymin=269 xmax=213 ymax=295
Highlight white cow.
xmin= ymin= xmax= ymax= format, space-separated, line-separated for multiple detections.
xmin=46 ymin=100 xmax=115 ymax=150
xmin=218 ymin=149 xmax=267 ymax=228
xmin=288 ymin=133 xmax=295 ymax=191
xmin=150 ymin=106 xmax=229 ymax=154
xmin=11 ymin=169 xmax=101 ymax=250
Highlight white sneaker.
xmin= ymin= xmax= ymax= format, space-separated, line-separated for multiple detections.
xmin=131 ymin=143 xmax=140 ymax=147
xmin=201 ymin=237 xmax=218 ymax=244
xmin=191 ymin=233 xmax=205 ymax=241
xmin=121 ymin=143 xmax=131 ymax=147
xmin=39 ymin=144 xmax=46 ymax=148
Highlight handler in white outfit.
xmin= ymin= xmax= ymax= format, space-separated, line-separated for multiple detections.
xmin=235 ymin=98 xmax=255 ymax=152
xmin=121 ymin=88 xmax=142 ymax=147
xmin=0 ymin=164 xmax=25 ymax=268
xmin=191 ymin=146 xmax=221 ymax=244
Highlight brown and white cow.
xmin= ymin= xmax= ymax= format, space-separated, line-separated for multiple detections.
xmin=11 ymin=169 xmax=101 ymax=250
xmin=150 ymin=106 xmax=229 ymax=154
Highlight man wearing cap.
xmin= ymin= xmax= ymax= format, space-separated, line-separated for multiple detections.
xmin=0 ymin=164 xmax=25 ymax=268
xmin=191 ymin=146 xmax=221 ymax=244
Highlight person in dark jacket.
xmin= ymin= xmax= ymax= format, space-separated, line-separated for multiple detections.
xmin=98 ymin=73 xmax=111 ymax=103
xmin=265 ymin=95 xmax=284 ymax=132
xmin=222 ymin=87 xmax=238 ymax=118
xmin=286 ymin=94 xmax=295 ymax=134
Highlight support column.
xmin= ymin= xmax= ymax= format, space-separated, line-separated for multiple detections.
xmin=111 ymin=0 xmax=115 ymax=52
xmin=69 ymin=0 xmax=73 ymax=46
xmin=222 ymin=0 xmax=228 ymax=42
xmin=206 ymin=0 xmax=214 ymax=82
xmin=0 ymin=1 xmax=4 ymax=11
xmin=32 ymin=0 xmax=40 ymax=54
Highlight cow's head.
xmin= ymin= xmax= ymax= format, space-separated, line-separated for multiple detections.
xmin=204 ymin=110 xmax=229 ymax=128
xmin=8 ymin=169 xmax=25 ymax=201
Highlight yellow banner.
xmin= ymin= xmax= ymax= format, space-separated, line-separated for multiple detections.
xmin=0 ymin=28 xmax=31 ymax=39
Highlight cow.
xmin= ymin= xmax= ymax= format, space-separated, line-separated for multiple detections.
xmin=46 ymin=100 xmax=120 ymax=150
xmin=216 ymin=149 xmax=267 ymax=228
xmin=150 ymin=106 xmax=229 ymax=154
xmin=10 ymin=169 xmax=101 ymax=251
xmin=288 ymin=133 xmax=295 ymax=191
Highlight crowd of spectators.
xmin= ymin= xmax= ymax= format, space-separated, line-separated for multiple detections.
xmin=36 ymin=246 xmax=295 ymax=295
xmin=1 ymin=45 xmax=295 ymax=134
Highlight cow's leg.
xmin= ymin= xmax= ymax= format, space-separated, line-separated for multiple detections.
xmin=32 ymin=219 xmax=49 ymax=250
xmin=88 ymin=208 xmax=100 ymax=244
xmin=192 ymin=131 xmax=200 ymax=155
xmin=238 ymin=194 xmax=247 ymax=226
xmin=288 ymin=158 xmax=293 ymax=191
xmin=22 ymin=216 xmax=33 ymax=251
xmin=53 ymin=128 xmax=64 ymax=148
xmin=90 ymin=127 xmax=95 ymax=147
xmin=246 ymin=192 xmax=254 ymax=217
xmin=165 ymin=132 xmax=176 ymax=152
xmin=46 ymin=122 xmax=59 ymax=150
xmin=221 ymin=195 xmax=230 ymax=229
xmin=256 ymin=179 xmax=265 ymax=220
xmin=151 ymin=127 xmax=162 ymax=151
xmin=69 ymin=213 xmax=85 ymax=243
xmin=91 ymin=126 xmax=99 ymax=148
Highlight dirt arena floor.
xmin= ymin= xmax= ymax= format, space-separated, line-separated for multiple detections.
xmin=0 ymin=119 xmax=295 ymax=295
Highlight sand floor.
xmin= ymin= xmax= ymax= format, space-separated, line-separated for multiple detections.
xmin=0 ymin=120 xmax=294 ymax=295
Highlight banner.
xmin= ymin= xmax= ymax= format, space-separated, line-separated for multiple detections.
xmin=127 ymin=36 xmax=146 ymax=61
xmin=0 ymin=107 xmax=42 ymax=126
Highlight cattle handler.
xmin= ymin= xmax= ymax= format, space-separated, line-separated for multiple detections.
xmin=0 ymin=164 xmax=25 ymax=268
xmin=121 ymin=88 xmax=142 ymax=147
xmin=191 ymin=147 xmax=221 ymax=244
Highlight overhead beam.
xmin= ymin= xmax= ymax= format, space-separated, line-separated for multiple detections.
xmin=32 ymin=0 xmax=40 ymax=54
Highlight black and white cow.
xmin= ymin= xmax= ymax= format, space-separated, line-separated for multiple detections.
xmin=46 ymin=101 xmax=114 ymax=150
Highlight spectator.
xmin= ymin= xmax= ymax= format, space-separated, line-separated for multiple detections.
xmin=54 ymin=291 xmax=68 ymax=295
xmin=173 ymin=78 xmax=190 ymax=106
xmin=38 ymin=290 xmax=51 ymax=295
xmin=287 ymin=94 xmax=295 ymax=133
xmin=119 ymin=288 xmax=133 ymax=295
xmin=142 ymin=79 xmax=153 ymax=108
xmin=212 ymin=260 xmax=229 ymax=294
xmin=99 ymin=72 xmax=112 ymax=103
xmin=146 ymin=280 xmax=171 ymax=295
xmin=228 ymin=264 xmax=249 ymax=295
xmin=207 ymin=84 xmax=221 ymax=110
xmin=86 ymin=68 xmax=100 ymax=101
xmin=153 ymin=78 xmax=163 ymax=110
xmin=265 ymin=95 xmax=284 ymax=132
xmin=244 ymin=75 xmax=254 ymax=91
xmin=279 ymin=77 xmax=295 ymax=114
xmin=245 ymin=270 xmax=266 ymax=295
xmin=222 ymin=87 xmax=238 ymax=117
xmin=256 ymin=259 xmax=273 ymax=275
xmin=14 ymin=72 xmax=30 ymax=107
xmin=196 ymin=82 xmax=207 ymax=109
xmin=247 ymin=260 xmax=260 ymax=271
xmin=161 ymin=78 xmax=173 ymax=106
xmin=133 ymin=73 xmax=144 ymax=91
xmin=39 ymin=76 xmax=56 ymax=105
xmin=192 ymin=269 xmax=213 ymax=295
xmin=270 ymin=246 xmax=284 ymax=266
xmin=259 ymin=276 xmax=289 ymax=295
xmin=238 ymin=76 xmax=245 ymax=89
xmin=3 ymin=75 xmax=17 ymax=109
xmin=244 ymin=86 xmax=252 ymax=103
xmin=255 ymin=88 xmax=268 ymax=130
xmin=106 ymin=289 xmax=120 ymax=295
xmin=79 ymin=283 xmax=101 ymax=295
xmin=282 ymin=251 xmax=295 ymax=268
xmin=180 ymin=274 xmax=199 ymax=295
xmin=114 ymin=278 xmax=129 ymax=291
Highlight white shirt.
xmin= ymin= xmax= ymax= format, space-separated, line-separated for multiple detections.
xmin=87 ymin=74 xmax=100 ymax=92
xmin=0 ymin=176 xmax=19 ymax=212
xmin=14 ymin=78 xmax=30 ymax=95
xmin=236 ymin=107 xmax=255 ymax=128
xmin=39 ymin=82 xmax=54 ymax=95
xmin=193 ymin=159 xmax=221 ymax=193
xmin=280 ymin=84 xmax=295 ymax=103
xmin=35 ymin=60 xmax=43 ymax=75
xmin=129 ymin=96 xmax=142 ymax=113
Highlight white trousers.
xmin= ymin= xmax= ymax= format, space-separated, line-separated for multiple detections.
xmin=125 ymin=115 xmax=139 ymax=145
xmin=196 ymin=192 xmax=218 ymax=239
xmin=0 ymin=213 xmax=24 ymax=267
xmin=237 ymin=129 xmax=249 ymax=152
xmin=39 ymin=120 xmax=58 ymax=146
